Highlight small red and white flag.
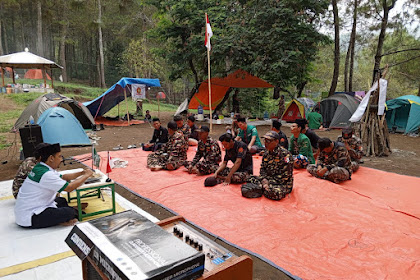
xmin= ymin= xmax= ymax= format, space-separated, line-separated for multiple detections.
xmin=106 ymin=152 xmax=113 ymax=174
xmin=205 ymin=14 xmax=213 ymax=50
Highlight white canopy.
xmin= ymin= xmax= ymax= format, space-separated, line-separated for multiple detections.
xmin=0 ymin=50 xmax=62 ymax=69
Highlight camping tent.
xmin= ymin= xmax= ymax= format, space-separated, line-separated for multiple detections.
xmin=175 ymin=98 xmax=189 ymax=116
xmin=188 ymin=70 xmax=274 ymax=110
xmin=320 ymin=94 xmax=360 ymax=128
xmin=386 ymin=95 xmax=420 ymax=134
xmin=24 ymin=69 xmax=51 ymax=80
xmin=84 ymin=77 xmax=161 ymax=118
xmin=37 ymin=107 xmax=91 ymax=146
xmin=14 ymin=93 xmax=95 ymax=130
xmin=281 ymin=98 xmax=316 ymax=122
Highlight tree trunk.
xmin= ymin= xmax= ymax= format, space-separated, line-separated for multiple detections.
xmin=328 ymin=0 xmax=340 ymax=97
xmin=372 ymin=0 xmax=397 ymax=84
xmin=97 ymin=0 xmax=106 ymax=88
xmin=0 ymin=21 xmax=3 ymax=55
xmin=348 ymin=0 xmax=358 ymax=92
xmin=36 ymin=0 xmax=44 ymax=56
xmin=60 ymin=22 xmax=68 ymax=82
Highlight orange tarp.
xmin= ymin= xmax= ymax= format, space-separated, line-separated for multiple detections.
xmin=24 ymin=69 xmax=51 ymax=80
xmin=75 ymin=149 xmax=420 ymax=279
xmin=189 ymin=70 xmax=273 ymax=110
xmin=94 ymin=116 xmax=144 ymax=127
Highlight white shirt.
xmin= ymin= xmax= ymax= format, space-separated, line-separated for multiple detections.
xmin=14 ymin=162 xmax=68 ymax=227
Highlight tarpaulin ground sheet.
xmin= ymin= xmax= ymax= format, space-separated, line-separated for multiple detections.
xmin=94 ymin=116 xmax=144 ymax=126
xmin=75 ymin=149 xmax=420 ymax=280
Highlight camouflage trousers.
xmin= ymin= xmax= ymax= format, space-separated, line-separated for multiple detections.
xmin=307 ymin=164 xmax=350 ymax=183
xmin=147 ymin=153 xmax=185 ymax=170
xmin=184 ymin=161 xmax=219 ymax=175
xmin=217 ymin=167 xmax=251 ymax=184
xmin=351 ymin=161 xmax=359 ymax=173
xmin=248 ymin=175 xmax=292 ymax=200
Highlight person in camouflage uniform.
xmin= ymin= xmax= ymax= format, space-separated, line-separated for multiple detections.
xmin=184 ymin=125 xmax=221 ymax=175
xmin=174 ymin=115 xmax=191 ymax=141
xmin=212 ymin=133 xmax=253 ymax=185
xmin=337 ymin=127 xmax=363 ymax=173
xmin=246 ymin=131 xmax=294 ymax=200
xmin=307 ymin=138 xmax=352 ymax=183
xmin=147 ymin=121 xmax=188 ymax=171
xmin=12 ymin=143 xmax=48 ymax=198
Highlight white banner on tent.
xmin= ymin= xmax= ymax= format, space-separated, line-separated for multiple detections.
xmin=131 ymin=84 xmax=146 ymax=100
xmin=350 ymin=78 xmax=387 ymax=123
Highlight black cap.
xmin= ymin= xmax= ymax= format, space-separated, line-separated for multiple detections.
xmin=196 ymin=125 xmax=210 ymax=133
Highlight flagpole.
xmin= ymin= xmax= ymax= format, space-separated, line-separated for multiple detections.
xmin=206 ymin=13 xmax=213 ymax=132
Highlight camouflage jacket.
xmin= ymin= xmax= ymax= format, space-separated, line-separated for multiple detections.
xmin=160 ymin=131 xmax=188 ymax=161
xmin=337 ymin=135 xmax=363 ymax=162
xmin=317 ymin=142 xmax=352 ymax=173
xmin=12 ymin=157 xmax=37 ymax=198
xmin=260 ymin=145 xmax=294 ymax=186
xmin=191 ymin=137 xmax=222 ymax=166
xmin=178 ymin=123 xmax=191 ymax=141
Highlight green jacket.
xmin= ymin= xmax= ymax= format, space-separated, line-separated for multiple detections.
xmin=289 ymin=133 xmax=315 ymax=164
xmin=238 ymin=125 xmax=263 ymax=148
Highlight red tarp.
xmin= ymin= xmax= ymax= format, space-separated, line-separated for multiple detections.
xmin=75 ymin=149 xmax=420 ymax=280
xmin=189 ymin=70 xmax=273 ymax=110
xmin=24 ymin=69 xmax=51 ymax=80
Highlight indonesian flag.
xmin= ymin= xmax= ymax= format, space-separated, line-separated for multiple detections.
xmin=106 ymin=152 xmax=113 ymax=174
xmin=205 ymin=14 xmax=213 ymax=50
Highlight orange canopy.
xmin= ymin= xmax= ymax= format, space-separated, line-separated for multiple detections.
xmin=24 ymin=69 xmax=51 ymax=80
xmin=188 ymin=69 xmax=273 ymax=110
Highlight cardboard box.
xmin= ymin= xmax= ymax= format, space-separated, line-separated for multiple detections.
xmin=66 ymin=210 xmax=204 ymax=280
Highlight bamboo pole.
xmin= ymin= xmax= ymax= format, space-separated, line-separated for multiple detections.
xmin=50 ymin=69 xmax=54 ymax=89
xmin=43 ymin=68 xmax=47 ymax=89
xmin=124 ymin=88 xmax=130 ymax=125
xmin=206 ymin=13 xmax=213 ymax=132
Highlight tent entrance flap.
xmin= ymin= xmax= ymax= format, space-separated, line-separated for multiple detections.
xmin=188 ymin=70 xmax=274 ymax=110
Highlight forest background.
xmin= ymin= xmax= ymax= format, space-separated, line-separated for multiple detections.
xmin=0 ymin=0 xmax=419 ymax=117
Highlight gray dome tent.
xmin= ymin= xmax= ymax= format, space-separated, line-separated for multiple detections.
xmin=320 ymin=94 xmax=360 ymax=128
xmin=14 ymin=93 xmax=95 ymax=131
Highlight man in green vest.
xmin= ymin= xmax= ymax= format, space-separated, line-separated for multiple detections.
xmin=236 ymin=117 xmax=264 ymax=155
xmin=289 ymin=119 xmax=315 ymax=169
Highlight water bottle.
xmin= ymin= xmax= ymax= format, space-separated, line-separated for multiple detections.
xmin=29 ymin=115 xmax=35 ymax=125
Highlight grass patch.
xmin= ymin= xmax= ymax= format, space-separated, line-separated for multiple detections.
xmin=0 ymin=110 xmax=22 ymax=132
xmin=105 ymin=99 xmax=177 ymax=118
xmin=0 ymin=135 xmax=12 ymax=149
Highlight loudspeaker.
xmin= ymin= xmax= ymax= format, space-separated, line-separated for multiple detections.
xmin=19 ymin=125 xmax=43 ymax=158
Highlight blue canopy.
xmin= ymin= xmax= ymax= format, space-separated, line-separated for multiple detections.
xmin=84 ymin=77 xmax=161 ymax=117
xmin=37 ymin=107 xmax=91 ymax=146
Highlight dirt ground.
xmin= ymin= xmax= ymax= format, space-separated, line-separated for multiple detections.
xmin=1 ymin=111 xmax=419 ymax=279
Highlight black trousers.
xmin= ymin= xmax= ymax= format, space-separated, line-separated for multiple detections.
xmin=30 ymin=197 xmax=78 ymax=229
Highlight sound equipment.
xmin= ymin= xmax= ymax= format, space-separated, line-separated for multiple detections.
xmin=66 ymin=211 xmax=252 ymax=280
xmin=19 ymin=124 xmax=43 ymax=158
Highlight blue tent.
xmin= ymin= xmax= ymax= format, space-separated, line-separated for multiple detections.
xmin=37 ymin=107 xmax=91 ymax=146
xmin=386 ymin=95 xmax=420 ymax=134
xmin=84 ymin=77 xmax=161 ymax=117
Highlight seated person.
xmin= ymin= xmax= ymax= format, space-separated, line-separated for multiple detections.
xmin=147 ymin=121 xmax=188 ymax=171
xmin=289 ymin=120 xmax=315 ymax=168
xmin=271 ymin=119 xmax=288 ymax=149
xmin=307 ymin=107 xmax=323 ymax=129
xmin=246 ymin=131 xmax=294 ymax=200
xmin=14 ymin=143 xmax=93 ymax=229
xmin=174 ymin=115 xmax=191 ymax=141
xmin=142 ymin=118 xmax=168 ymax=152
xmin=226 ymin=113 xmax=240 ymax=137
xmin=297 ymin=118 xmax=320 ymax=152
xmin=144 ymin=110 xmax=152 ymax=122
xmin=337 ymin=127 xmax=363 ymax=172
xmin=12 ymin=143 xmax=48 ymax=199
xmin=235 ymin=117 xmax=264 ymax=154
xmin=184 ymin=125 xmax=221 ymax=175
xmin=307 ymin=138 xmax=352 ymax=183
xmin=187 ymin=115 xmax=199 ymax=146
xmin=210 ymin=133 xmax=253 ymax=185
